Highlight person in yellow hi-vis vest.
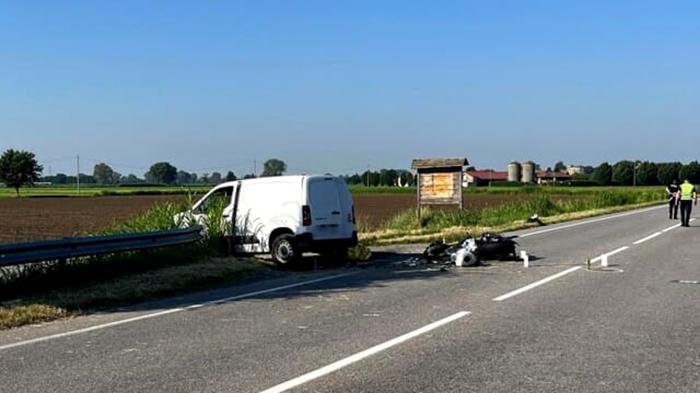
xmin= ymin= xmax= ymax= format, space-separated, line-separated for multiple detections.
xmin=677 ymin=179 xmax=697 ymax=227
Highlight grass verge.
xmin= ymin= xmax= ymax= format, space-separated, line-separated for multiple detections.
xmin=361 ymin=201 xmax=664 ymax=245
xmin=0 ymin=256 xmax=277 ymax=330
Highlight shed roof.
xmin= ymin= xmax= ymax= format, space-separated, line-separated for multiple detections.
xmin=411 ymin=158 xmax=469 ymax=170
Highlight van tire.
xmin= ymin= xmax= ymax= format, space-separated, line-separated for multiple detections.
xmin=271 ymin=234 xmax=300 ymax=266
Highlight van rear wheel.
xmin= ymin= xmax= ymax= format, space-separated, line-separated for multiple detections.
xmin=271 ymin=234 xmax=300 ymax=266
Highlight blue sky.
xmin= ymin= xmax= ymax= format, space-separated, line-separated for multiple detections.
xmin=1 ymin=1 xmax=699 ymax=177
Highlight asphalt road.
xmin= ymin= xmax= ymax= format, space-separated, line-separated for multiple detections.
xmin=1 ymin=204 xmax=698 ymax=392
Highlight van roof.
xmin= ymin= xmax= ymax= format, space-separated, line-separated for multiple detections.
xmin=214 ymin=174 xmax=338 ymax=188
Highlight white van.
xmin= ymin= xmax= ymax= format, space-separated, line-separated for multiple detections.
xmin=182 ymin=175 xmax=358 ymax=265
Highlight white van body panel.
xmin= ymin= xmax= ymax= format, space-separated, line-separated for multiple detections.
xmin=183 ymin=175 xmax=357 ymax=255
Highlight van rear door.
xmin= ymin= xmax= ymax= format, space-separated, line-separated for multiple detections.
xmin=308 ymin=177 xmax=342 ymax=238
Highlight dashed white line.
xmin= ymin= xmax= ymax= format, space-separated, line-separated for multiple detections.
xmin=493 ymin=266 xmax=582 ymax=302
xmin=633 ymin=232 xmax=663 ymax=245
xmin=604 ymin=246 xmax=629 ymax=257
xmin=662 ymin=223 xmax=682 ymax=232
xmin=258 ymin=311 xmax=471 ymax=393
xmin=0 ymin=272 xmax=357 ymax=352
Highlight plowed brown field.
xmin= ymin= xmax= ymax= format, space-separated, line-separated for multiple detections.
xmin=0 ymin=193 xmax=539 ymax=243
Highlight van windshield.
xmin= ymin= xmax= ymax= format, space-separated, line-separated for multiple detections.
xmin=195 ymin=186 xmax=233 ymax=214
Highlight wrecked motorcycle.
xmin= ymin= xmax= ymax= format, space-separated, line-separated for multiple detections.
xmin=423 ymin=232 xmax=519 ymax=266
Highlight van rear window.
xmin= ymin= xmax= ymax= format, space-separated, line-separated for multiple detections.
xmin=309 ymin=179 xmax=340 ymax=213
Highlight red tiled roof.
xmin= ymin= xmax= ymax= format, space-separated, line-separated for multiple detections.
xmin=466 ymin=171 xmax=509 ymax=181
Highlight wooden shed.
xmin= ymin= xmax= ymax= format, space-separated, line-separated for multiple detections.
xmin=411 ymin=158 xmax=469 ymax=219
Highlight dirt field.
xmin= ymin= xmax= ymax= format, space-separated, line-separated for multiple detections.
xmin=0 ymin=195 xmax=186 ymax=243
xmin=0 ymin=193 xmax=540 ymax=243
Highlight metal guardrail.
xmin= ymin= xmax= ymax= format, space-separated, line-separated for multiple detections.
xmin=0 ymin=227 xmax=202 ymax=267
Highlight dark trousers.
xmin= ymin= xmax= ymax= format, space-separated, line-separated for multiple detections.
xmin=669 ymin=199 xmax=679 ymax=219
xmin=680 ymin=200 xmax=693 ymax=226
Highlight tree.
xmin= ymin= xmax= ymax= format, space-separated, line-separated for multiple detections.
xmin=0 ymin=149 xmax=43 ymax=196
xmin=261 ymin=159 xmax=287 ymax=177
xmin=93 ymin=162 xmax=120 ymax=184
xmin=554 ymin=161 xmax=566 ymax=172
xmin=176 ymin=170 xmax=195 ymax=185
xmin=657 ymin=162 xmax=682 ymax=186
xmin=144 ymin=162 xmax=177 ymax=184
xmin=591 ymin=162 xmax=613 ymax=185
xmin=53 ymin=173 xmax=68 ymax=185
xmin=636 ymin=162 xmax=658 ymax=185
xmin=210 ymin=172 xmax=222 ymax=184
xmin=122 ymin=174 xmax=141 ymax=184
xmin=679 ymin=161 xmax=700 ymax=184
xmin=225 ymin=171 xmax=237 ymax=182
xmin=243 ymin=173 xmax=257 ymax=179
xmin=612 ymin=161 xmax=634 ymax=185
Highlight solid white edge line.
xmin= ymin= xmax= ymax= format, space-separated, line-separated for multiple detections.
xmin=258 ymin=311 xmax=471 ymax=393
xmin=633 ymin=232 xmax=663 ymax=245
xmin=0 ymin=272 xmax=357 ymax=352
xmin=518 ymin=205 xmax=665 ymax=238
xmin=493 ymin=266 xmax=582 ymax=302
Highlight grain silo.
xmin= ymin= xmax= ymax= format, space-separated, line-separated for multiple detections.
xmin=521 ymin=161 xmax=536 ymax=183
xmin=507 ymin=161 xmax=521 ymax=182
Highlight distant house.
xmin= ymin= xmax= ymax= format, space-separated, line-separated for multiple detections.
xmin=566 ymin=165 xmax=586 ymax=175
xmin=463 ymin=170 xmax=509 ymax=187
xmin=536 ymin=171 xmax=571 ymax=184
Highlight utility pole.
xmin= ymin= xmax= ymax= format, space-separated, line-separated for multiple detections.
xmin=76 ymin=154 xmax=80 ymax=195
xmin=366 ymin=165 xmax=370 ymax=187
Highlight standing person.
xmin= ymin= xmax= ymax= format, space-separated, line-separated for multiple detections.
xmin=666 ymin=179 xmax=680 ymax=219
xmin=677 ymin=179 xmax=697 ymax=227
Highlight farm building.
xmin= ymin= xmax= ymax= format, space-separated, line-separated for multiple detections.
xmin=463 ymin=170 xmax=509 ymax=187
xmin=536 ymin=170 xmax=572 ymax=184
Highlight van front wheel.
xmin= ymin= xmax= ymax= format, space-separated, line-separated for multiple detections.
xmin=271 ymin=234 xmax=300 ymax=266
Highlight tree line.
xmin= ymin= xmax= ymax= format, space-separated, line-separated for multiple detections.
xmin=0 ymin=148 xmax=289 ymax=194
xmin=585 ymin=161 xmax=700 ymax=186
xmin=342 ymin=169 xmax=415 ymax=187
xmin=39 ymin=158 xmax=288 ymax=185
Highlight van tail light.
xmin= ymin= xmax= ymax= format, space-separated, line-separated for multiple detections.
xmin=302 ymin=205 xmax=312 ymax=226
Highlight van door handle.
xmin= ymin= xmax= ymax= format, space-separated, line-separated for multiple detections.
xmin=331 ymin=211 xmax=341 ymax=215
xmin=222 ymin=214 xmax=230 ymax=218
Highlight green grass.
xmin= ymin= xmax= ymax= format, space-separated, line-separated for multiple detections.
xmin=374 ymin=188 xmax=665 ymax=241
xmin=389 ymin=189 xmax=664 ymax=230
xmin=0 ymin=194 xmax=246 ymax=329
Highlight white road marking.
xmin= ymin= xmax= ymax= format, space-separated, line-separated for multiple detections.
xmin=662 ymin=223 xmax=682 ymax=232
xmin=493 ymin=266 xmax=582 ymax=302
xmin=633 ymin=232 xmax=663 ymax=245
xmin=517 ymin=205 xmax=665 ymax=238
xmin=0 ymin=273 xmax=357 ymax=352
xmin=604 ymin=246 xmax=629 ymax=257
xmin=259 ymin=311 xmax=470 ymax=393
